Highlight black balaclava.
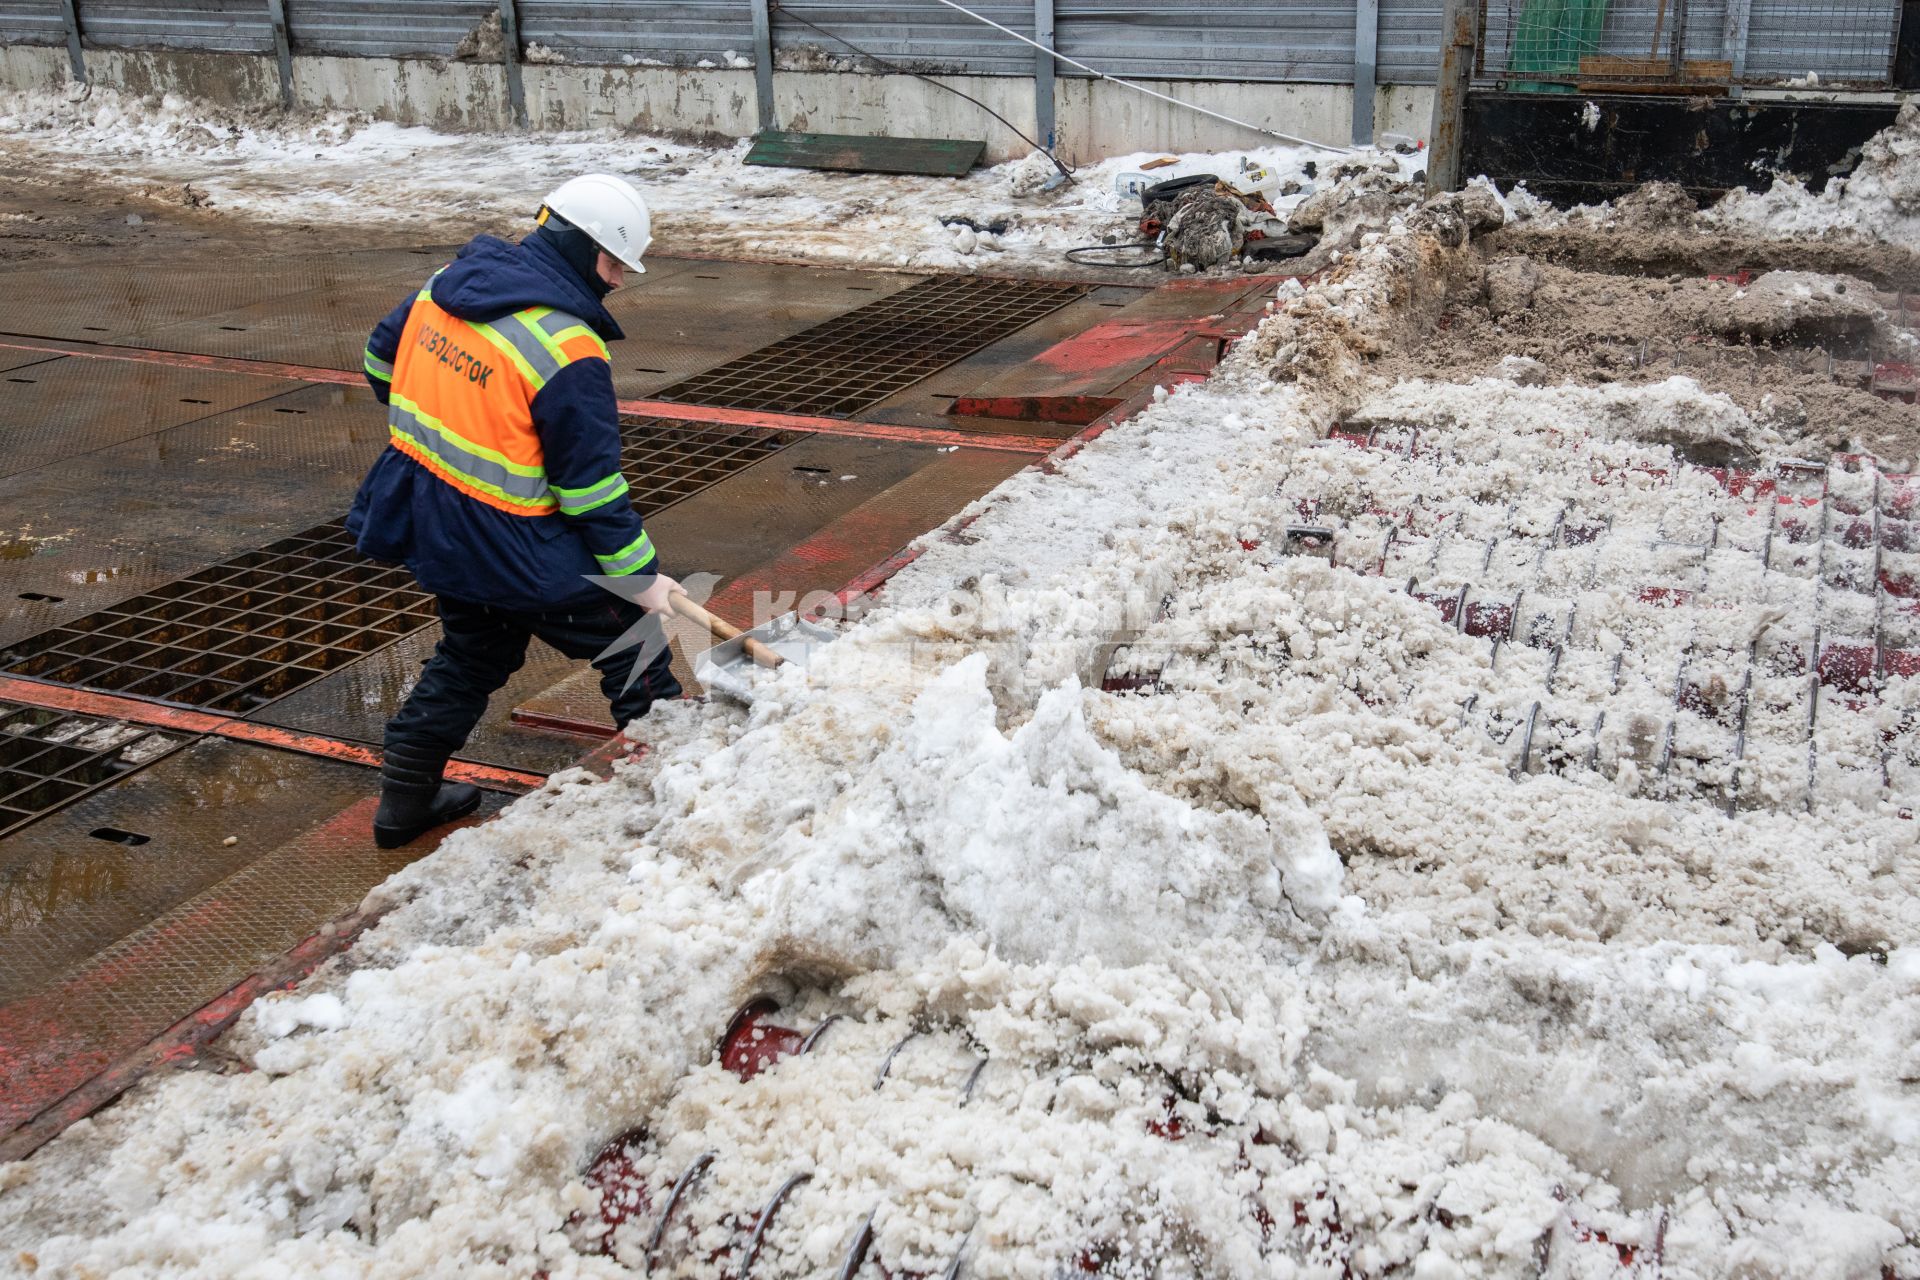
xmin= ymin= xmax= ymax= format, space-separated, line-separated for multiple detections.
xmin=528 ymin=212 xmax=613 ymax=299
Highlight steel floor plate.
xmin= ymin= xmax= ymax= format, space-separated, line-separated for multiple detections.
xmin=859 ymin=285 xmax=1146 ymax=433
xmin=652 ymin=276 xmax=1090 ymax=417
xmin=604 ymin=261 xmax=924 ymax=399
xmin=0 ymin=699 xmax=188 ymax=839
xmin=0 ymin=745 xmax=507 ymax=1134
xmin=0 ymin=248 xmax=454 ymax=347
xmin=0 ymin=356 xmax=295 ymax=480
xmin=0 ymin=383 xmax=386 ymax=645
xmin=0 ymin=737 xmax=403 ymax=1004
xmin=0 ymin=349 xmax=61 ymax=374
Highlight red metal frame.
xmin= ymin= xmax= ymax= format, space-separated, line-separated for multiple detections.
xmin=0 ymin=337 xmax=1059 ymax=455
xmin=0 ymin=675 xmax=545 ymax=794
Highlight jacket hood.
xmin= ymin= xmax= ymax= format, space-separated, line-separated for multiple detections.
xmin=427 ymin=234 xmax=625 ymax=342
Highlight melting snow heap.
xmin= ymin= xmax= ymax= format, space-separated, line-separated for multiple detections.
xmin=1 ymin=191 xmax=1917 ymax=1280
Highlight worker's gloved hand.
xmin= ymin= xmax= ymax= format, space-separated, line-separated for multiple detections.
xmin=631 ymin=571 xmax=681 ymax=616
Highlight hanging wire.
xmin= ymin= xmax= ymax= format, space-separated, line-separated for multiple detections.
xmin=774 ymin=5 xmax=1076 ymax=184
xmin=917 ymin=0 xmax=1357 ymax=154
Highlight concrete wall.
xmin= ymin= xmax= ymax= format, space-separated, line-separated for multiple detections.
xmin=0 ymin=44 xmax=1434 ymax=161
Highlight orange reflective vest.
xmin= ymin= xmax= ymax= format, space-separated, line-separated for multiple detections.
xmin=380 ymin=282 xmax=620 ymax=523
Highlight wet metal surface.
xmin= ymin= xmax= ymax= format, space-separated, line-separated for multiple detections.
xmin=0 ymin=700 xmax=185 ymax=838
xmin=0 ymin=356 xmax=297 ymax=480
xmin=0 ymin=749 xmax=506 ymax=1135
xmin=604 ymin=261 xmax=921 ymax=399
xmin=0 ymin=737 xmax=456 ymax=1006
xmin=0 ymin=382 xmax=387 ymax=646
xmin=654 ymin=276 xmax=1090 ymax=417
xmin=1 ymin=521 xmax=438 ymax=713
xmin=620 ymin=416 xmax=796 ymax=510
xmin=0 ymin=248 xmax=454 ymax=348
xmin=859 ymin=285 xmax=1146 ymax=435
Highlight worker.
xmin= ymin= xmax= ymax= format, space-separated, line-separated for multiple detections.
xmin=347 ymin=174 xmax=681 ymax=849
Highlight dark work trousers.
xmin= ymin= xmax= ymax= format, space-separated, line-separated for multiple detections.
xmin=381 ymin=595 xmax=681 ymax=790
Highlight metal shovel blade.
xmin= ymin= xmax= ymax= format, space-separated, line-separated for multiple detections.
xmin=694 ymin=611 xmax=838 ymax=703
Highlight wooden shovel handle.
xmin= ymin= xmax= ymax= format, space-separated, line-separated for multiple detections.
xmin=669 ymin=591 xmax=786 ymax=668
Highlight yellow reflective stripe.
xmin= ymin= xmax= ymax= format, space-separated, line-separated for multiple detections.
xmin=465 ymin=319 xmax=546 ymax=389
xmin=552 ymin=472 xmax=629 ymax=515
xmin=364 ymin=350 xmax=394 ymax=381
xmin=596 ymin=531 xmax=657 ymax=575
xmin=389 ymin=392 xmax=546 ymax=480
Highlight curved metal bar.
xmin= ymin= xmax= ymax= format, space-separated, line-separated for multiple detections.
xmin=958 ymin=1058 xmax=988 ymax=1106
xmin=645 ymin=1149 xmax=716 ymax=1271
xmin=875 ymin=1031 xmax=918 ymax=1090
xmin=1513 ymin=700 xmax=1542 ymax=778
xmin=800 ymin=1014 xmax=844 ymax=1054
xmin=834 ymin=1207 xmax=878 ymax=1280
xmin=940 ymin=1233 xmax=970 ymax=1280
xmin=740 ymin=1171 xmax=814 ymax=1278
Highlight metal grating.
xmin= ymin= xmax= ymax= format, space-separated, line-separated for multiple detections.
xmin=653 ymin=277 xmax=1090 ymax=419
xmin=0 ymin=522 xmax=436 ymax=714
xmin=0 ymin=419 xmax=789 ymax=717
xmin=1109 ymin=427 xmax=1919 ymax=815
xmin=0 ymin=703 xmax=184 ymax=839
xmin=619 ymin=417 xmax=795 ymax=510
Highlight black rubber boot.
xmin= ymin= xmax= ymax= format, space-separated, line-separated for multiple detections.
xmin=374 ymin=740 xmax=481 ymax=849
xmin=373 ymin=780 xmax=481 ymax=849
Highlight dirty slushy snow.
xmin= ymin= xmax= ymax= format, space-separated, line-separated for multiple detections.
xmin=0 ymin=162 xmax=1917 ymax=1280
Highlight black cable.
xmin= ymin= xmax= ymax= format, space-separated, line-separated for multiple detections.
xmin=1064 ymin=242 xmax=1168 ymax=268
xmin=772 ymin=4 xmax=1075 ymax=185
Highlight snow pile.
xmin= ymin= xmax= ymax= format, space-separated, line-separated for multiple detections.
xmin=1709 ymin=102 xmax=1920 ymax=245
xmin=0 ymin=83 xmax=1417 ymax=275
xmin=2 ymin=193 xmax=1917 ymax=1279
xmin=1491 ymin=103 xmax=1920 ymax=251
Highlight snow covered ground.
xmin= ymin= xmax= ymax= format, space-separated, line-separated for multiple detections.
xmin=0 ymin=161 xmax=1915 ymax=1278
xmin=0 ymin=83 xmax=1407 ymax=276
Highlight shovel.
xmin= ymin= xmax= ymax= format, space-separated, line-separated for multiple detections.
xmin=677 ymin=591 xmax=836 ymax=704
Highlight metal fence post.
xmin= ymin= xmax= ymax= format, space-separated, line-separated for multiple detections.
xmin=1033 ymin=0 xmax=1056 ymax=150
xmin=497 ymin=0 xmax=528 ymax=128
xmin=57 ymin=0 xmax=86 ymax=83
xmin=751 ymin=0 xmax=775 ymax=132
xmin=1352 ymin=0 xmax=1378 ymax=146
xmin=1723 ymin=0 xmax=1753 ymax=94
xmin=264 ymin=0 xmax=294 ymax=109
xmin=1426 ymin=0 xmax=1479 ymax=192
xmin=1666 ymin=0 xmax=1690 ymax=80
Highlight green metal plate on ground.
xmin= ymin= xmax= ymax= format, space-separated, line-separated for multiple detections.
xmin=744 ymin=130 xmax=987 ymax=178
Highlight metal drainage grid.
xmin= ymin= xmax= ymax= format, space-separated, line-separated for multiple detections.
xmin=0 ymin=701 xmax=185 ymax=838
xmin=0 ymin=521 xmax=437 ymax=714
xmin=619 ymin=417 xmax=795 ymax=509
xmin=652 ymin=276 xmax=1091 ymax=418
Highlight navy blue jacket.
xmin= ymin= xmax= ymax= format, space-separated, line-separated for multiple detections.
xmin=347 ymin=234 xmax=658 ymax=611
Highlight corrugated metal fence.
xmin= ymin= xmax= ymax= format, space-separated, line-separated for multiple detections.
xmin=1478 ymin=0 xmax=1901 ymax=86
xmin=0 ymin=0 xmax=1899 ymax=87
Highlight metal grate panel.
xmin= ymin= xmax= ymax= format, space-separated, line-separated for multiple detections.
xmin=0 ymin=702 xmax=184 ymax=839
xmin=652 ymin=277 xmax=1089 ymax=419
xmin=620 ymin=417 xmax=795 ymax=511
xmin=0 ymin=521 xmax=435 ymax=714
xmin=1110 ymin=427 xmax=1919 ymax=815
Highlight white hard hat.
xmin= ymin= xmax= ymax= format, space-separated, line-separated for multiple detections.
xmin=540 ymin=174 xmax=652 ymax=274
